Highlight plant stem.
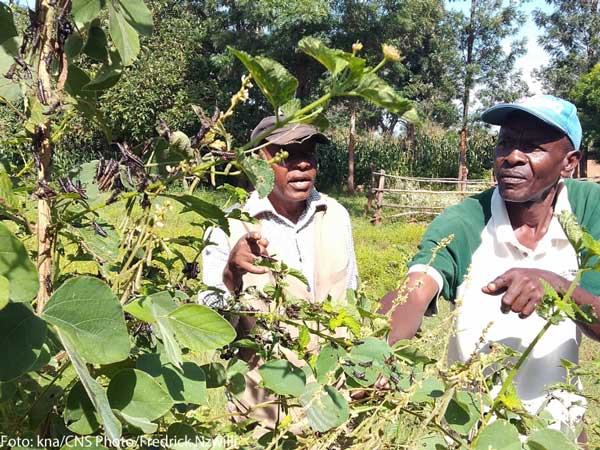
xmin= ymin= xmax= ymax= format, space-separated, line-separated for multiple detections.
xmin=471 ymin=319 xmax=553 ymax=448
xmin=34 ymin=0 xmax=58 ymax=314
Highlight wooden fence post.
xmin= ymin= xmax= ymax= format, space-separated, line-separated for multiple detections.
xmin=373 ymin=169 xmax=386 ymax=225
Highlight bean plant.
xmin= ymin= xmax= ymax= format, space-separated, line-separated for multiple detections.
xmin=0 ymin=1 xmax=599 ymax=448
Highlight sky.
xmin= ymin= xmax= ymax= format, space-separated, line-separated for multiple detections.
xmin=446 ymin=0 xmax=554 ymax=95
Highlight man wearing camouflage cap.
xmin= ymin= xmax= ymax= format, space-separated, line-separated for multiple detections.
xmin=201 ymin=117 xmax=358 ymax=432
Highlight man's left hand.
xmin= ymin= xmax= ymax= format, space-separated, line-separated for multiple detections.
xmin=482 ymin=268 xmax=558 ymax=318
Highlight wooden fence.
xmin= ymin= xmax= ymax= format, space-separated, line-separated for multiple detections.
xmin=367 ymin=170 xmax=600 ymax=225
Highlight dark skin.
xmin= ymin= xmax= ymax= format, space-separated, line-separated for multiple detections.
xmin=384 ymin=112 xmax=600 ymax=344
xmin=222 ymin=141 xmax=318 ymax=293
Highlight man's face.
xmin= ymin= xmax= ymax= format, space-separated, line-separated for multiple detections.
xmin=263 ymin=141 xmax=317 ymax=204
xmin=494 ymin=112 xmax=579 ymax=203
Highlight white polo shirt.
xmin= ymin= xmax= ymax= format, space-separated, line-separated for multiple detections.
xmin=407 ymin=180 xmax=600 ymax=429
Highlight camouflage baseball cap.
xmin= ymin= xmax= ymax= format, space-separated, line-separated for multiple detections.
xmin=250 ymin=116 xmax=330 ymax=146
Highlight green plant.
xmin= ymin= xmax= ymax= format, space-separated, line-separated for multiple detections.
xmin=1 ymin=3 xmax=598 ymax=444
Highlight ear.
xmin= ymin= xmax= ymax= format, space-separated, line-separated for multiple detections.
xmin=561 ymin=150 xmax=581 ymax=177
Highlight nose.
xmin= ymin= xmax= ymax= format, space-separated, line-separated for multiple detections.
xmin=504 ymin=148 xmax=528 ymax=166
xmin=285 ymin=154 xmax=315 ymax=170
xmin=295 ymin=160 xmax=312 ymax=170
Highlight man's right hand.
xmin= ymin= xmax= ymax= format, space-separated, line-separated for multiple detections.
xmin=223 ymin=232 xmax=270 ymax=293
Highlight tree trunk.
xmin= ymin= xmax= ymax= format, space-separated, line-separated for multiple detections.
xmin=458 ymin=0 xmax=477 ymax=191
xmin=580 ymin=141 xmax=589 ymax=179
xmin=35 ymin=0 xmax=57 ymax=313
xmin=347 ymin=108 xmax=356 ymax=194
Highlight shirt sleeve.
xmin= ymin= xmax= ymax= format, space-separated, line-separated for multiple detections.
xmin=344 ymin=209 xmax=359 ymax=290
xmin=198 ymin=226 xmax=231 ymax=308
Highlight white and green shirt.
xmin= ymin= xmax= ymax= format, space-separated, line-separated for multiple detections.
xmin=408 ymin=179 xmax=600 ymax=429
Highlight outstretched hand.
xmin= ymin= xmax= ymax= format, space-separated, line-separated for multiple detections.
xmin=482 ymin=268 xmax=558 ymax=319
xmin=223 ymin=232 xmax=270 ymax=293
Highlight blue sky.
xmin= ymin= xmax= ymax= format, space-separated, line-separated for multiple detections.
xmin=446 ymin=0 xmax=554 ymax=94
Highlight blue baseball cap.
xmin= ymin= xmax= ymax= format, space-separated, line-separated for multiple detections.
xmin=481 ymin=95 xmax=582 ymax=150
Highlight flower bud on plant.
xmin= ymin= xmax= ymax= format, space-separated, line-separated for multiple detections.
xmin=352 ymin=41 xmax=363 ymax=54
xmin=382 ymin=44 xmax=401 ymax=62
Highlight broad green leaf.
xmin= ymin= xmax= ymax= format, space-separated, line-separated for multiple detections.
xmin=316 ymin=344 xmax=342 ymax=384
xmin=229 ymin=47 xmax=297 ymax=110
xmin=0 ymin=4 xmax=17 ymax=45
xmin=83 ymin=22 xmax=109 ymax=61
xmin=149 ymin=292 xmax=182 ymax=368
xmin=0 ymin=275 xmax=8 ymax=311
xmin=71 ymin=0 xmax=104 ymax=27
xmin=64 ymin=381 xmax=101 ymax=434
xmin=280 ymin=98 xmax=301 ymax=117
xmin=83 ymin=52 xmax=123 ymax=91
xmin=108 ymin=3 xmax=140 ymax=66
xmin=30 ymin=384 xmax=64 ymax=428
xmin=351 ymin=72 xmax=412 ymax=115
xmin=227 ymin=359 xmax=248 ymax=398
xmin=69 ymin=160 xmax=101 ymax=200
xmin=65 ymin=65 xmax=97 ymax=108
xmin=474 ymin=419 xmax=521 ymax=450
xmin=0 ymin=78 xmax=21 ymax=103
xmin=161 ymin=193 xmax=229 ymax=234
xmin=42 ymin=277 xmax=130 ymax=365
xmin=168 ymin=304 xmax=236 ymax=352
xmin=29 ymin=343 xmax=51 ymax=372
xmin=107 ymin=368 xmax=174 ymax=420
xmin=24 ymin=96 xmax=46 ymax=134
xmin=116 ymin=0 xmax=153 ymax=35
xmin=0 ymin=222 xmax=38 ymax=303
xmin=202 ymin=362 xmax=227 ymax=388
xmin=343 ymin=337 xmax=392 ymax=387
xmin=0 ymin=303 xmax=47 ymax=381
xmin=137 ymin=353 xmax=207 ymax=405
xmin=300 ymin=383 xmax=349 ymax=432
xmin=525 ymin=428 xmax=578 ymax=450
xmin=75 ymin=221 xmax=120 ymax=263
xmin=0 ymin=162 xmax=18 ymax=209
xmin=116 ymin=410 xmax=158 ymax=433
xmin=240 ymin=156 xmax=274 ymax=199
xmin=416 ymin=434 xmax=447 ymax=450
xmin=259 ymin=360 xmax=306 ymax=397
xmin=412 ymin=376 xmax=445 ymax=403
xmin=298 ymin=37 xmax=350 ymax=76
xmin=58 ymin=329 xmax=122 ymax=442
xmin=123 ymin=297 xmax=156 ymax=323
xmin=444 ymin=391 xmax=480 ymax=436
xmin=401 ymin=107 xmax=420 ymax=124
xmin=124 ymin=291 xmax=177 ymax=323
xmin=582 ymin=232 xmax=600 ymax=257
xmin=64 ymin=33 xmax=84 ymax=59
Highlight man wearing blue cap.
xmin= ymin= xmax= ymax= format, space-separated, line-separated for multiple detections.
xmin=382 ymin=95 xmax=600 ymax=431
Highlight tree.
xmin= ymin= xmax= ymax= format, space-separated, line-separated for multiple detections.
xmin=533 ymin=0 xmax=600 ymax=98
xmin=454 ymin=0 xmax=528 ymax=186
xmin=534 ymin=0 xmax=600 ymax=177
xmin=571 ymin=63 xmax=600 ymax=170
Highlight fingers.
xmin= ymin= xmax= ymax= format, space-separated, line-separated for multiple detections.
xmin=246 ymin=232 xmax=269 ymax=256
xmin=482 ymin=273 xmax=510 ymax=295
xmin=484 ymin=269 xmax=546 ymax=319
xmin=235 ymin=259 xmax=269 ymax=275
xmin=228 ymin=232 xmax=271 ymax=276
